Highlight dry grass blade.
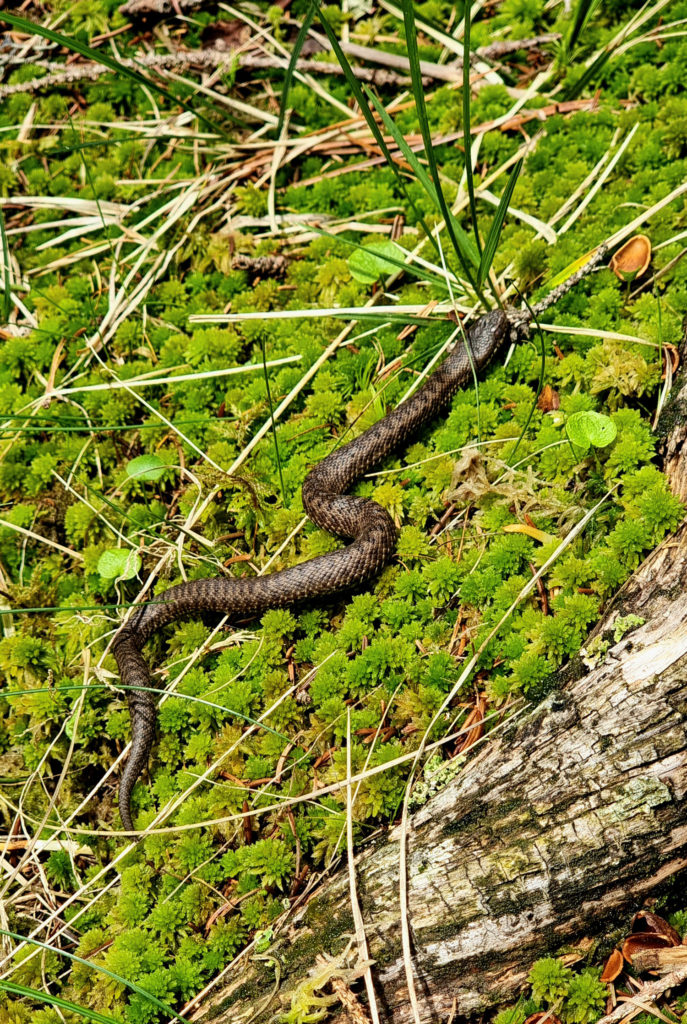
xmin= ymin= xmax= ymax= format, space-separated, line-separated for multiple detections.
xmin=558 ymin=123 xmax=639 ymax=235
xmin=44 ymin=355 xmax=301 ymax=398
xmin=0 ymin=702 xmax=526 ymax=847
xmin=346 ymin=710 xmax=381 ymax=1024
xmin=221 ymin=1 xmax=352 ymax=118
xmin=0 ymin=517 xmax=84 ymax=561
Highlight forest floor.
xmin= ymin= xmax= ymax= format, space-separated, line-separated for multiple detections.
xmin=0 ymin=0 xmax=686 ymax=1022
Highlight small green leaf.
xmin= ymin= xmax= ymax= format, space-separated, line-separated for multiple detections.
xmin=254 ymin=927 xmax=274 ymax=953
xmin=126 ymin=454 xmax=165 ymax=482
xmin=277 ymin=0 xmax=317 ymax=137
xmin=349 ymin=241 xmax=404 ymax=284
xmin=97 ymin=549 xmax=141 ymax=581
xmin=566 ymin=411 xmax=617 ymax=452
xmin=478 ymin=158 xmax=523 ymax=287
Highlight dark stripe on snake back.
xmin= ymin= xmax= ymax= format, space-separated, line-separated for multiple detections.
xmin=112 ymin=308 xmax=511 ymax=833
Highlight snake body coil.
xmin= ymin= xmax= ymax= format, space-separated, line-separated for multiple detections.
xmin=112 ymin=309 xmax=511 ymax=832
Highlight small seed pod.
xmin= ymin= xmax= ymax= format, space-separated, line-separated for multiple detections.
xmin=610 ymin=234 xmax=652 ymax=281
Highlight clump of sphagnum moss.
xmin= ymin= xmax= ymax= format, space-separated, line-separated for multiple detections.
xmin=1 ymin=0 xmax=687 ymax=1021
xmin=492 ymin=957 xmax=607 ymax=1024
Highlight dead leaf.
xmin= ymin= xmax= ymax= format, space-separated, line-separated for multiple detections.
xmin=622 ymin=932 xmax=674 ymax=964
xmin=631 ymin=912 xmax=681 ymax=946
xmin=610 ymin=234 xmax=651 ymax=281
xmin=503 ymin=522 xmax=555 ymax=544
xmin=447 ymin=450 xmax=491 ymax=505
xmin=201 ymin=19 xmax=250 ymax=49
xmin=537 ymin=384 xmax=560 ymax=412
xmin=455 ymin=697 xmax=486 ymax=754
xmin=601 ymin=949 xmax=624 ymax=982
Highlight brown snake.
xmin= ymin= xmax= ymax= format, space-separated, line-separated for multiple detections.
xmin=112 ymin=308 xmax=513 ymax=832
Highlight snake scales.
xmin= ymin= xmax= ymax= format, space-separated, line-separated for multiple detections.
xmin=112 ymin=308 xmax=512 ymax=832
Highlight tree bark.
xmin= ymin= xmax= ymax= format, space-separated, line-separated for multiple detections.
xmin=197 ymin=362 xmax=687 ymax=1024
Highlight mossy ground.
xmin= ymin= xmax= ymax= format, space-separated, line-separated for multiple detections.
xmin=0 ymin=0 xmax=687 ymax=1021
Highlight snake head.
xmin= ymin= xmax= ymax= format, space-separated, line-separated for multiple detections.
xmin=466 ymin=308 xmax=513 ymax=368
xmin=505 ymin=307 xmax=533 ymax=343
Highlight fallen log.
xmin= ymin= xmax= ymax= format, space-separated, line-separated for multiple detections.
xmin=196 ymin=344 xmax=687 ymax=1024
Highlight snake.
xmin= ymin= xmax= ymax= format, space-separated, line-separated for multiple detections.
xmin=112 ymin=307 xmax=513 ymax=832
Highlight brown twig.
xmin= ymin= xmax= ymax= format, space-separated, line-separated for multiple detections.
xmin=119 ymin=0 xmax=200 ymax=14
xmin=530 ymin=562 xmax=550 ymax=615
xmin=0 ymin=47 xmax=417 ymax=98
xmin=320 ymin=33 xmax=561 ymax=83
xmin=594 ymin=964 xmax=687 ymax=1024
xmin=530 ymin=243 xmax=610 ymax=318
xmin=231 ymin=253 xmax=289 ymax=278
xmin=0 ymin=30 xmax=564 ymax=100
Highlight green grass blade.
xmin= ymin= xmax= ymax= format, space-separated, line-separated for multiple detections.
xmin=317 ymin=8 xmax=442 ymax=258
xmin=566 ymin=0 xmax=603 ymax=55
xmin=0 ymin=980 xmax=119 ymax=1024
xmin=462 ymin=1 xmax=482 ymax=257
xmin=0 ymin=206 xmax=10 ymax=322
xmin=562 ymin=44 xmax=615 ymax=98
xmin=478 ymin=158 xmax=523 ymax=287
xmin=456 ymin=315 xmax=482 ymax=442
xmin=363 ymin=86 xmax=479 ymax=271
xmin=277 ymin=0 xmax=318 ymax=137
xmin=400 ymin=0 xmax=485 ymax=301
xmin=364 ymin=87 xmax=441 ymax=204
xmin=316 ymin=11 xmax=402 ymax=167
xmin=67 ymin=110 xmax=118 ymax=272
xmin=0 ymin=12 xmax=226 ymax=138
xmin=50 ymin=133 xmax=144 ymax=157
xmin=0 ymin=929 xmax=191 ymax=1024
xmin=380 ymin=0 xmax=467 ymax=56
